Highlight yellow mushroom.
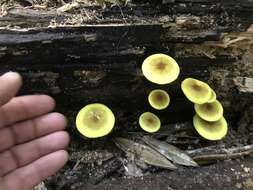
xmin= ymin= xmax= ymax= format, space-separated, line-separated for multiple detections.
xmin=181 ymin=78 xmax=212 ymax=104
xmin=207 ymin=89 xmax=217 ymax=103
xmin=194 ymin=100 xmax=223 ymax=122
xmin=142 ymin=54 xmax=180 ymax=84
xmin=139 ymin=112 xmax=161 ymax=133
xmin=193 ymin=114 xmax=228 ymax=141
xmin=75 ymin=103 xmax=115 ymax=138
xmin=148 ymin=89 xmax=170 ymax=110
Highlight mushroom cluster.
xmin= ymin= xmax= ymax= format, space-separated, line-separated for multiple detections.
xmin=74 ymin=54 xmax=228 ymax=140
xmin=181 ymin=78 xmax=228 ymax=140
xmin=139 ymin=53 xmax=180 ymax=133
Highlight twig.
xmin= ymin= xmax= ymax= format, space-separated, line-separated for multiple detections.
xmin=188 ymin=144 xmax=253 ymax=156
xmin=228 ymin=144 xmax=253 ymax=153
xmin=194 ymin=149 xmax=253 ymax=162
xmin=166 ymin=139 xmax=200 ymax=145
xmin=186 ymin=145 xmax=226 ymax=156
xmin=192 ymin=144 xmax=253 ymax=163
xmin=166 ymin=135 xmax=200 ymax=145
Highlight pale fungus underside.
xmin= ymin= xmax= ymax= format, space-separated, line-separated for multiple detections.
xmin=76 ymin=103 xmax=115 ymax=138
xmin=148 ymin=89 xmax=170 ymax=110
xmin=194 ymin=100 xmax=223 ymax=122
xmin=181 ymin=78 xmax=212 ymax=104
xmin=139 ymin=112 xmax=161 ymax=133
xmin=142 ymin=54 xmax=180 ymax=85
xmin=193 ymin=114 xmax=228 ymax=141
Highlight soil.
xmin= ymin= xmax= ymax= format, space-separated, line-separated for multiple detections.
xmin=41 ymin=115 xmax=253 ymax=190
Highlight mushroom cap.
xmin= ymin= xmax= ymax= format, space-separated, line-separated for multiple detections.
xmin=181 ymin=78 xmax=212 ymax=104
xmin=148 ymin=89 xmax=170 ymax=110
xmin=193 ymin=114 xmax=228 ymax=141
xmin=142 ymin=54 xmax=180 ymax=85
xmin=139 ymin=112 xmax=161 ymax=133
xmin=194 ymin=100 xmax=223 ymax=122
xmin=76 ymin=103 xmax=115 ymax=138
xmin=207 ymin=89 xmax=217 ymax=103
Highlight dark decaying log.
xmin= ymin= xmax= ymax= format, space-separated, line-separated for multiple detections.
xmin=0 ymin=0 xmax=253 ymax=124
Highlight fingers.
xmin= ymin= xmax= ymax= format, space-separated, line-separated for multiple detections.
xmin=0 ymin=112 xmax=67 ymax=152
xmin=0 ymin=95 xmax=55 ymax=128
xmin=0 ymin=131 xmax=69 ymax=176
xmin=0 ymin=72 xmax=22 ymax=107
xmin=2 ymin=150 xmax=68 ymax=190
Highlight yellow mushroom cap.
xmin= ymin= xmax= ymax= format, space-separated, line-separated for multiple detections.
xmin=139 ymin=112 xmax=161 ymax=133
xmin=207 ymin=89 xmax=217 ymax=103
xmin=142 ymin=54 xmax=180 ymax=85
xmin=193 ymin=114 xmax=228 ymax=141
xmin=76 ymin=103 xmax=115 ymax=138
xmin=194 ymin=100 xmax=223 ymax=122
xmin=181 ymin=78 xmax=212 ymax=104
xmin=148 ymin=89 xmax=170 ymax=110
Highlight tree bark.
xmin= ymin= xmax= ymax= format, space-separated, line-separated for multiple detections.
xmin=0 ymin=1 xmax=252 ymax=123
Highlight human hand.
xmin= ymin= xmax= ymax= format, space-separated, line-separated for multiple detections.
xmin=0 ymin=72 xmax=70 ymax=190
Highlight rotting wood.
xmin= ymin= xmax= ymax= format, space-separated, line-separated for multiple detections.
xmin=234 ymin=77 xmax=253 ymax=94
xmin=0 ymin=27 xmax=252 ymax=123
xmin=0 ymin=1 xmax=252 ymax=125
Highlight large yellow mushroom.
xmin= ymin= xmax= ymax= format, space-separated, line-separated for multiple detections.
xmin=194 ymin=100 xmax=223 ymax=122
xmin=139 ymin=112 xmax=161 ymax=133
xmin=181 ymin=78 xmax=212 ymax=104
xmin=142 ymin=54 xmax=180 ymax=85
xmin=193 ymin=114 xmax=228 ymax=141
xmin=148 ymin=89 xmax=170 ymax=110
xmin=76 ymin=103 xmax=115 ymax=138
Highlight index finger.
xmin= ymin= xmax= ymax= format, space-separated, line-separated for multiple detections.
xmin=0 ymin=72 xmax=22 ymax=106
xmin=0 ymin=95 xmax=55 ymax=128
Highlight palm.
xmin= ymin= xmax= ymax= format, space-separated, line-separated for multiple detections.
xmin=0 ymin=72 xmax=69 ymax=190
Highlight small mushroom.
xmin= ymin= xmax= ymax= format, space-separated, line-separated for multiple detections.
xmin=207 ymin=89 xmax=217 ymax=103
xmin=181 ymin=78 xmax=212 ymax=104
xmin=75 ymin=103 xmax=115 ymax=138
xmin=148 ymin=89 xmax=170 ymax=110
xmin=139 ymin=112 xmax=161 ymax=133
xmin=142 ymin=54 xmax=180 ymax=85
xmin=193 ymin=114 xmax=228 ymax=141
xmin=194 ymin=100 xmax=223 ymax=122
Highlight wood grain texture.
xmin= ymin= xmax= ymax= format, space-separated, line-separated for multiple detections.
xmin=0 ymin=1 xmax=252 ymax=123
